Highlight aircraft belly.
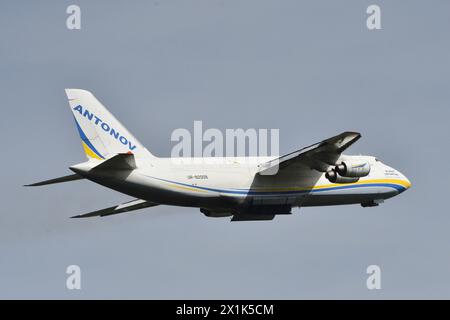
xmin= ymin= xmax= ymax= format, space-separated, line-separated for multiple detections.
xmin=251 ymin=195 xmax=304 ymax=206
xmin=303 ymin=185 xmax=398 ymax=206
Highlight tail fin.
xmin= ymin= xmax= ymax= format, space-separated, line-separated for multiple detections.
xmin=65 ymin=89 xmax=154 ymax=160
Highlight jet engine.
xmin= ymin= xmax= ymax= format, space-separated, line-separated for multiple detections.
xmin=335 ymin=161 xmax=370 ymax=178
xmin=325 ymin=169 xmax=360 ymax=183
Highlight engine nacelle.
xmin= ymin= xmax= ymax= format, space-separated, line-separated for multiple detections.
xmin=335 ymin=161 xmax=370 ymax=178
xmin=325 ymin=170 xmax=360 ymax=183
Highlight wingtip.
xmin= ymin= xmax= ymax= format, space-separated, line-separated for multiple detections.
xmin=24 ymin=183 xmax=38 ymax=187
xmin=343 ymin=131 xmax=361 ymax=136
xmin=341 ymin=131 xmax=362 ymax=141
xmin=70 ymin=214 xmax=100 ymax=219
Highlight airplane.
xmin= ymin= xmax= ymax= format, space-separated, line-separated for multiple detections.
xmin=25 ymin=89 xmax=411 ymax=221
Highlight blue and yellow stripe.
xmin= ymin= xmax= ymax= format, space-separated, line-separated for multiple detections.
xmin=73 ymin=117 xmax=104 ymax=160
xmin=146 ymin=176 xmax=411 ymax=196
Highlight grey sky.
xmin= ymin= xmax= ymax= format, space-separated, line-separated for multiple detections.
xmin=0 ymin=0 xmax=449 ymax=298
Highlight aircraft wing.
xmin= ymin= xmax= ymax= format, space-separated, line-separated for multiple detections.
xmin=71 ymin=199 xmax=159 ymax=218
xmin=258 ymin=131 xmax=361 ymax=175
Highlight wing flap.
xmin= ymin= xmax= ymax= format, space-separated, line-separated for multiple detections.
xmin=71 ymin=199 xmax=159 ymax=218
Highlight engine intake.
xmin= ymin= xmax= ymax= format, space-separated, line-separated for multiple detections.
xmin=325 ymin=170 xmax=359 ymax=183
xmin=335 ymin=161 xmax=370 ymax=178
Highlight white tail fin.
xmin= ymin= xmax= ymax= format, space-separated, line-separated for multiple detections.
xmin=65 ymin=89 xmax=154 ymax=160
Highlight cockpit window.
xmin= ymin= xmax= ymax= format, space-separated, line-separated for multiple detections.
xmin=375 ymin=158 xmax=380 ymax=162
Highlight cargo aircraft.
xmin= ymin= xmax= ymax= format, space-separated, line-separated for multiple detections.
xmin=26 ymin=89 xmax=411 ymax=221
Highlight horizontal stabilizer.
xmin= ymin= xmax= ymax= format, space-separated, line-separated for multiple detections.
xmin=92 ymin=153 xmax=136 ymax=171
xmin=71 ymin=199 xmax=159 ymax=218
xmin=24 ymin=173 xmax=84 ymax=187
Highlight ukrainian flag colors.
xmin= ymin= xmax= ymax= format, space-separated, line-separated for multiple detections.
xmin=147 ymin=176 xmax=411 ymax=196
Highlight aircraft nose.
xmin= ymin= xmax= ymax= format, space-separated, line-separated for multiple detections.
xmin=383 ymin=164 xmax=411 ymax=195
xmin=399 ymin=174 xmax=411 ymax=193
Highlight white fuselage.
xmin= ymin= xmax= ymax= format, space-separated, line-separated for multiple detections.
xmin=71 ymin=154 xmax=411 ymax=215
